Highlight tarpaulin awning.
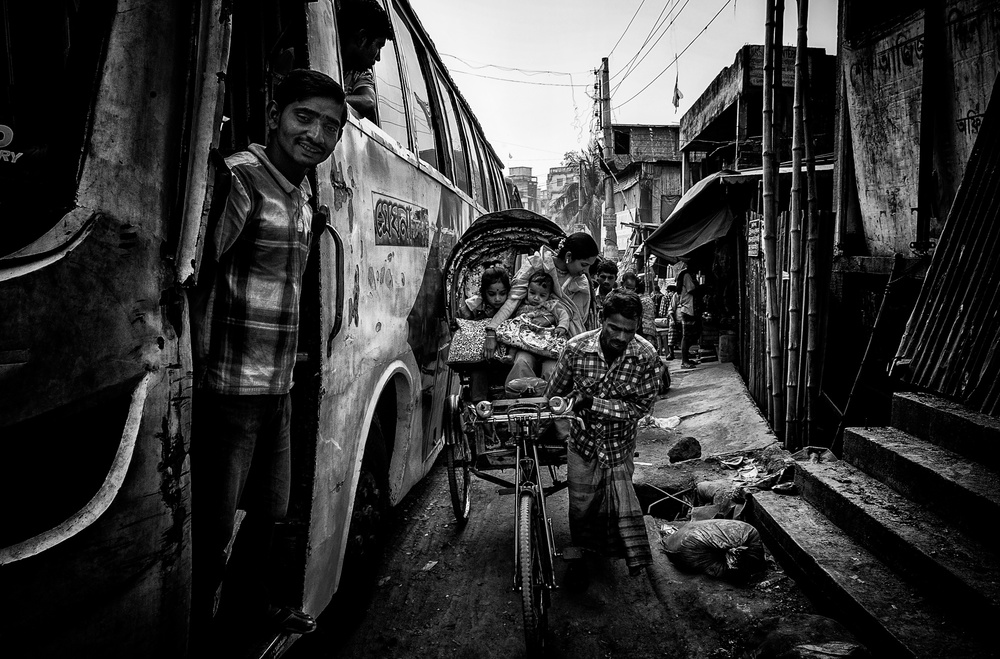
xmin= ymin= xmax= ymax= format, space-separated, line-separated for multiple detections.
xmin=640 ymin=170 xmax=756 ymax=262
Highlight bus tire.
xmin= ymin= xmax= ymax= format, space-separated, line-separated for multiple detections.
xmin=342 ymin=418 xmax=389 ymax=596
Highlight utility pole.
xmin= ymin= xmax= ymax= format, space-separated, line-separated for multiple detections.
xmin=600 ymin=58 xmax=618 ymax=259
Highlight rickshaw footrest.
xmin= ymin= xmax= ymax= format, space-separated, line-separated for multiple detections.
xmin=497 ymin=487 xmax=516 ymax=495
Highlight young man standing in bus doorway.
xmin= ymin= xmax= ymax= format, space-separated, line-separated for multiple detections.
xmin=337 ymin=0 xmax=395 ymax=123
xmin=546 ymin=291 xmax=660 ymax=585
xmin=190 ymin=69 xmax=347 ymax=641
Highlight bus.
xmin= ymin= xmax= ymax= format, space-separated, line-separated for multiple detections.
xmin=0 ymin=1 xmax=513 ymax=656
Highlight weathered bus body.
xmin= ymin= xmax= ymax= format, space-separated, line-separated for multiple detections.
xmin=0 ymin=0 xmax=510 ymax=656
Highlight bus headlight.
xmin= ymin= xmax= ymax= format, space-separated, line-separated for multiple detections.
xmin=548 ymin=396 xmax=571 ymax=414
xmin=475 ymin=401 xmax=493 ymax=419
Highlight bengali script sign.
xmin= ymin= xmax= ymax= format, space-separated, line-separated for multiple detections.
xmin=372 ymin=193 xmax=429 ymax=247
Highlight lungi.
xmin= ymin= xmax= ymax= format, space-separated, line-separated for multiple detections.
xmin=567 ymin=446 xmax=652 ymax=569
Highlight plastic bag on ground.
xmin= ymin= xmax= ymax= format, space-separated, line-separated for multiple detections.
xmin=659 ymin=519 xmax=765 ymax=580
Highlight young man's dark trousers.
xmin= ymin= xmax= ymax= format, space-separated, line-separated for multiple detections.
xmin=191 ymin=391 xmax=291 ymax=634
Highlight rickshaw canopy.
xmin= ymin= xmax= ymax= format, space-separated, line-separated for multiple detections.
xmin=443 ymin=209 xmax=565 ymax=323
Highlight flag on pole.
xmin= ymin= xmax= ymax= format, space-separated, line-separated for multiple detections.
xmin=672 ymin=71 xmax=684 ymax=112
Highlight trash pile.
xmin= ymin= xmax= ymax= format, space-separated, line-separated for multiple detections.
xmin=651 ymin=445 xmax=802 ymax=581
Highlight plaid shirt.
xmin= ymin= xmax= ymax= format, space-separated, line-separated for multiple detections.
xmin=547 ymin=329 xmax=660 ymax=467
xmin=195 ymin=144 xmax=314 ymax=395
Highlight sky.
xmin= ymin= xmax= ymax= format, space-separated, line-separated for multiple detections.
xmin=408 ymin=0 xmax=838 ymax=186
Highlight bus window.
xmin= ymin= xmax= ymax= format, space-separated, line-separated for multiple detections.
xmin=432 ymin=71 xmax=470 ymax=195
xmin=388 ymin=4 xmax=438 ymax=170
xmin=459 ymin=113 xmax=486 ymax=206
xmin=372 ymin=29 xmax=408 ymax=147
xmin=0 ymin=2 xmax=115 ymax=258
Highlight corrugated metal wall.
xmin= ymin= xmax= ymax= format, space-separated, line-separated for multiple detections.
xmin=894 ymin=78 xmax=1000 ymax=415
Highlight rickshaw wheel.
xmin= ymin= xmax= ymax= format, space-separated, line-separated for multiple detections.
xmin=518 ymin=492 xmax=548 ymax=655
xmin=444 ymin=394 xmax=472 ymax=524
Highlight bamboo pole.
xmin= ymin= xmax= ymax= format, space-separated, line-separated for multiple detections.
xmin=802 ymin=4 xmax=821 ymax=445
xmin=784 ymin=0 xmax=807 ymax=449
xmin=762 ymin=0 xmax=785 ymax=439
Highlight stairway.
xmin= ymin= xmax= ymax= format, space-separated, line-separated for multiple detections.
xmin=748 ymin=391 xmax=1000 ymax=658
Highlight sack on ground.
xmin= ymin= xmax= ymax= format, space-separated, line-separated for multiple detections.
xmin=660 ymin=519 xmax=765 ymax=579
xmin=446 ymin=319 xmax=510 ymax=364
xmin=495 ymin=317 xmax=566 ymax=358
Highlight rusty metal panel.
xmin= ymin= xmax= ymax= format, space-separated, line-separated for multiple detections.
xmin=894 ymin=68 xmax=1000 ymax=416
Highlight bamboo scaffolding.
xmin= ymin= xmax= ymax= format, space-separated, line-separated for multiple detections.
xmin=784 ymin=0 xmax=807 ymax=449
xmin=762 ymin=0 xmax=785 ymax=438
xmin=802 ymin=9 xmax=821 ymax=445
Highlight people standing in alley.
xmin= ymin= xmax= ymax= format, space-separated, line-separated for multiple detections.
xmin=677 ymin=265 xmax=702 ymax=369
xmin=636 ymin=279 xmax=657 ymax=346
xmin=484 ymin=231 xmax=599 ymax=359
xmin=591 ymin=258 xmax=619 ymax=320
xmin=337 ymin=0 xmax=395 ymax=123
xmin=660 ymin=283 xmax=680 ymax=359
xmin=547 ymin=291 xmax=660 ymax=582
xmin=190 ymin=69 xmax=347 ymax=640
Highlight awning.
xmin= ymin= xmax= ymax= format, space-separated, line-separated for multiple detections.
xmin=640 ymin=170 xmax=756 ymax=262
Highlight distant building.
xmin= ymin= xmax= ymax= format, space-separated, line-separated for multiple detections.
xmin=507 ymin=166 xmax=539 ymax=214
xmin=543 ymin=165 xmax=581 ymax=230
xmin=603 ymin=124 xmax=684 ymax=276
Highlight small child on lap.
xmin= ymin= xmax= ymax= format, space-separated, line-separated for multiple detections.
xmin=504 ymin=272 xmax=571 ymax=386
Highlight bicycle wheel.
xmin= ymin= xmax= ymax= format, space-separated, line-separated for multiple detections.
xmin=518 ymin=491 xmax=548 ymax=656
xmin=444 ymin=395 xmax=472 ymax=524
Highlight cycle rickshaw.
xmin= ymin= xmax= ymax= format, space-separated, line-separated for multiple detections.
xmin=441 ymin=209 xmax=584 ymax=656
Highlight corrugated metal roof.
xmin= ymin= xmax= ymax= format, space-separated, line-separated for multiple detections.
xmin=893 ymin=80 xmax=1000 ymax=416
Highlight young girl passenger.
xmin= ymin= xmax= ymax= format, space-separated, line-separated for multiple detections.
xmin=459 ymin=265 xmax=510 ymax=321
xmin=457 ymin=265 xmax=510 ymax=402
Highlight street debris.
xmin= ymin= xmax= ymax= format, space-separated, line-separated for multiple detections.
xmin=421 ymin=560 xmax=438 ymax=572
xmin=668 ymin=436 xmax=702 ymax=462
xmin=748 ymin=614 xmax=870 ymax=658
xmin=659 ymin=519 xmax=766 ymax=580
xmin=638 ymin=414 xmax=681 ymax=429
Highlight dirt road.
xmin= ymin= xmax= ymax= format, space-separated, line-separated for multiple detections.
xmin=290 ymin=465 xmax=812 ymax=658
xmin=289 ymin=362 xmax=817 ymax=658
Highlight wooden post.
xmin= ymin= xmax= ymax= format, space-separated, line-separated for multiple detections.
xmin=762 ymin=0 xmax=785 ymax=439
xmin=784 ymin=0 xmax=807 ymax=449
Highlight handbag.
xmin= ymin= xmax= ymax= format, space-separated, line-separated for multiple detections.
xmin=495 ymin=317 xmax=566 ymax=359
xmin=446 ymin=318 xmax=511 ymax=365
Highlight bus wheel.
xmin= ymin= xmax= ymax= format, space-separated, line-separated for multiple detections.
xmin=343 ymin=419 xmax=389 ymax=597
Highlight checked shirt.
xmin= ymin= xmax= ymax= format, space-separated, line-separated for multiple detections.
xmin=194 ymin=144 xmax=314 ymax=395
xmin=547 ymin=329 xmax=660 ymax=467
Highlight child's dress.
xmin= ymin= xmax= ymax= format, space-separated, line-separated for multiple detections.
xmin=504 ymin=297 xmax=573 ymax=387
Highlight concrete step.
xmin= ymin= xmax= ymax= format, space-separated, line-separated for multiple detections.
xmin=794 ymin=456 xmax=1000 ymax=630
xmin=892 ymin=391 xmax=1000 ymax=471
xmin=843 ymin=426 xmax=1000 ymax=545
xmin=748 ymin=490 xmax=994 ymax=658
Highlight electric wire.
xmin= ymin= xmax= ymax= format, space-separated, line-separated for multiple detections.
xmin=613 ymin=0 xmax=733 ymax=110
xmin=608 ymin=0 xmax=648 ymax=58
xmin=612 ymin=0 xmax=694 ymax=94
xmin=609 ymin=0 xmax=674 ymax=82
